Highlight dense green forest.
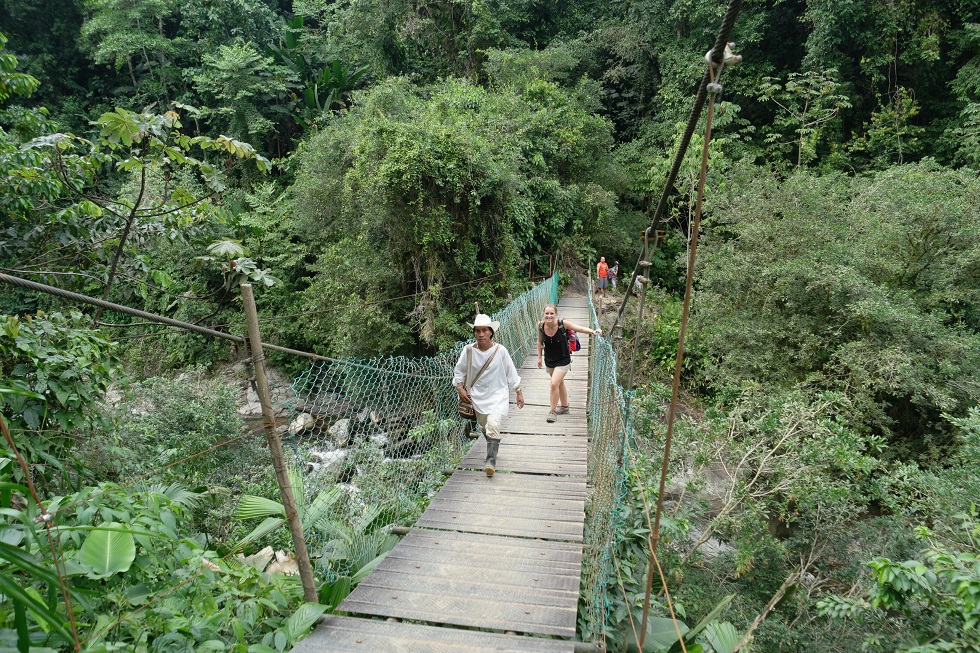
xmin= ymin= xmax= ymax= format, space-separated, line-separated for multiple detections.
xmin=0 ymin=0 xmax=978 ymax=650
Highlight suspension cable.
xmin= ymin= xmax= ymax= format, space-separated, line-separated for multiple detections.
xmin=611 ymin=0 xmax=743 ymax=337
xmin=635 ymin=17 xmax=742 ymax=651
xmin=0 ymin=272 xmax=340 ymax=363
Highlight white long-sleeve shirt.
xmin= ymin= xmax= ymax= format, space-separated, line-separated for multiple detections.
xmin=452 ymin=343 xmax=522 ymax=416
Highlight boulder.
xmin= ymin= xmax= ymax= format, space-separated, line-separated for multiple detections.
xmin=329 ymin=418 xmax=351 ymax=447
xmin=289 ymin=412 xmax=316 ymax=436
xmin=265 ymin=550 xmax=298 ymax=575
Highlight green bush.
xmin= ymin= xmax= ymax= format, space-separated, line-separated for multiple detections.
xmin=0 ymin=481 xmax=321 ymax=652
xmin=695 ymin=161 xmax=980 ymax=455
xmin=82 ymin=372 xmax=277 ymax=548
xmin=0 ymin=311 xmax=119 ymax=488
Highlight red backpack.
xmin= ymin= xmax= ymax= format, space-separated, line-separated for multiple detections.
xmin=563 ymin=320 xmax=581 ymax=352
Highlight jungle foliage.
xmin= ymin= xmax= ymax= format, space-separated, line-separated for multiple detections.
xmin=0 ymin=0 xmax=978 ymax=650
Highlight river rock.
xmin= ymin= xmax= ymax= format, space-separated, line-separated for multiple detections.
xmin=329 ymin=418 xmax=351 ymax=447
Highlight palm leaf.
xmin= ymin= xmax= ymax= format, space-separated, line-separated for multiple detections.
xmin=353 ymin=504 xmax=385 ymax=534
xmin=235 ymin=495 xmax=286 ymax=520
xmin=351 ymin=550 xmax=390 ymax=583
xmin=236 ymin=517 xmax=285 ymax=551
xmin=303 ymin=486 xmax=343 ymax=528
xmin=703 ymin=622 xmax=740 ymax=653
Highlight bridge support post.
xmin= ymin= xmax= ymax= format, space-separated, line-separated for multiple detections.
xmin=241 ymin=283 xmax=319 ymax=604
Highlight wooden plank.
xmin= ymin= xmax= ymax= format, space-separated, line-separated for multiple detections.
xmin=467 ymin=438 xmax=588 ymax=453
xmin=458 ymin=455 xmax=588 ymax=474
xmin=361 ymin=547 xmax=581 ymax=590
xmin=421 ymin=502 xmax=583 ymax=529
xmin=416 ymin=511 xmax=583 ymax=541
xmin=354 ymin=563 xmax=580 ymax=599
xmin=424 ymin=489 xmax=584 ymax=512
xmin=464 ymin=451 xmax=587 ymax=467
xmin=480 ymin=437 xmax=589 ymax=451
xmin=378 ymin=548 xmax=582 ymax=581
xmin=465 ymin=440 xmax=588 ymax=461
xmin=436 ymin=481 xmax=587 ymax=500
xmin=480 ymin=435 xmax=590 ymax=448
xmin=391 ymin=530 xmax=582 ymax=567
xmin=441 ymin=471 xmax=587 ymax=497
xmin=428 ymin=491 xmax=584 ymax=514
xmin=499 ymin=425 xmax=589 ymax=437
xmin=341 ymin=586 xmax=577 ymax=636
xmin=455 ymin=461 xmax=588 ymax=478
xmin=292 ymin=616 xmax=577 ymax=652
xmin=458 ymin=458 xmax=588 ymax=477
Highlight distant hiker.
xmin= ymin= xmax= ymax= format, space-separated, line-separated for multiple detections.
xmin=537 ymin=304 xmax=601 ymax=423
xmin=610 ymin=261 xmax=619 ymax=290
xmin=596 ymin=257 xmax=609 ymax=297
xmin=453 ymin=313 xmax=524 ymax=477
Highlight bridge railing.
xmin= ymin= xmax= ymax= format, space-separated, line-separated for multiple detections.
xmin=288 ymin=273 xmax=558 ymax=569
xmin=582 ymin=278 xmax=631 ymax=643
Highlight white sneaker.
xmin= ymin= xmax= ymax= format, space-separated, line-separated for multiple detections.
xmin=547 ymin=411 xmax=557 ymax=423
xmin=556 ymin=405 xmax=569 ymax=415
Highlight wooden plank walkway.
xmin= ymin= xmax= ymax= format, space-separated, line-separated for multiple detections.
xmin=291 ymin=296 xmax=594 ymax=651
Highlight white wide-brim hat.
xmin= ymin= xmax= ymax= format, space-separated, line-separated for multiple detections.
xmin=468 ymin=313 xmax=500 ymax=333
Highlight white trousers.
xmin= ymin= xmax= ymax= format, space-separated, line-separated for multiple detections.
xmin=476 ymin=412 xmax=503 ymax=441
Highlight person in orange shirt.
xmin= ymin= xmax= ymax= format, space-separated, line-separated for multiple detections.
xmin=596 ymin=257 xmax=609 ymax=297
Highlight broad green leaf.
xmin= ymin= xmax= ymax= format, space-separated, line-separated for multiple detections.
xmin=78 ymin=522 xmax=136 ymax=578
xmin=318 ymin=575 xmax=352 ymax=609
xmin=98 ymin=108 xmax=141 ymax=148
xmin=207 ymin=240 xmax=246 ymax=259
xmin=24 ymin=587 xmax=53 ymax=634
xmin=626 ymin=617 xmax=688 ymax=652
xmin=284 ymin=602 xmax=327 ymax=643
xmin=685 ymin=594 xmax=734 ymax=641
xmin=125 ymin=582 xmax=153 ymax=605
xmin=0 ymin=527 xmax=23 ymax=546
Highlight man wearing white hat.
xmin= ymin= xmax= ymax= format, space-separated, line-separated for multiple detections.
xmin=453 ymin=313 xmax=525 ymax=477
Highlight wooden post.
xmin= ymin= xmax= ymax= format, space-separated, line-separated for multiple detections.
xmin=240 ymin=283 xmax=319 ymax=604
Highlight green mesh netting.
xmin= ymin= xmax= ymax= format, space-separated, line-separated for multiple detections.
xmin=581 ymin=278 xmax=631 ymax=644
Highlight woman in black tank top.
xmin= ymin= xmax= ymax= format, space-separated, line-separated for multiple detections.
xmin=536 ymin=304 xmax=602 ymax=422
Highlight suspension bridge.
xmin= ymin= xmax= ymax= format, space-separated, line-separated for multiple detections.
xmin=281 ymin=273 xmax=624 ymax=650
xmin=292 ymin=293 xmax=606 ymax=651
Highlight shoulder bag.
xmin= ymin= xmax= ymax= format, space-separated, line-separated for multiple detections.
xmin=457 ymin=344 xmax=499 ymax=418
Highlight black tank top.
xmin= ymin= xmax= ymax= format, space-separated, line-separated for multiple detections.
xmin=540 ymin=319 xmax=572 ymax=368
